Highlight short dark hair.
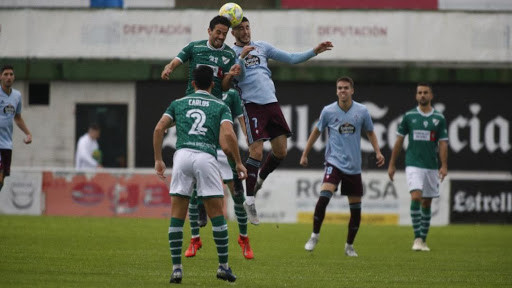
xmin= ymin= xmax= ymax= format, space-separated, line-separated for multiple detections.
xmin=89 ymin=123 xmax=100 ymax=131
xmin=233 ymin=17 xmax=249 ymax=28
xmin=210 ymin=15 xmax=232 ymax=30
xmin=1 ymin=64 xmax=14 ymax=74
xmin=336 ymin=76 xmax=354 ymax=88
xmin=417 ymin=82 xmax=433 ymax=92
xmin=193 ymin=66 xmax=214 ymax=90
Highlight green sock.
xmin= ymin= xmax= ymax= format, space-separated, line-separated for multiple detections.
xmin=420 ymin=206 xmax=432 ymax=242
xmin=211 ymin=215 xmax=229 ymax=265
xmin=189 ymin=190 xmax=200 ymax=238
xmin=410 ymin=200 xmax=421 ymax=239
xmin=232 ymin=192 xmax=248 ymax=236
xmin=169 ymin=218 xmax=185 ymax=266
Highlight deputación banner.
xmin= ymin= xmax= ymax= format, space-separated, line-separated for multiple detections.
xmin=0 ymin=9 xmax=510 ymax=63
xmin=281 ymin=0 xmax=437 ymax=9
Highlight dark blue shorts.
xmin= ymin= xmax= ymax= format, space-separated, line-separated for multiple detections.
xmin=0 ymin=149 xmax=13 ymax=177
xmin=322 ymin=162 xmax=363 ymax=197
xmin=243 ymin=102 xmax=292 ymax=144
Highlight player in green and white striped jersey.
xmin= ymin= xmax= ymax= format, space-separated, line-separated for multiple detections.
xmin=184 ymin=88 xmax=254 ymax=260
xmin=161 ymin=15 xmax=242 ymax=99
xmin=154 ymin=66 xmax=247 ymax=283
xmin=388 ymin=83 xmax=448 ymax=252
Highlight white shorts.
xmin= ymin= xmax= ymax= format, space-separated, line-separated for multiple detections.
xmin=217 ymin=149 xmax=233 ymax=182
xmin=170 ymin=148 xmax=224 ymax=198
xmin=405 ymin=166 xmax=440 ymax=198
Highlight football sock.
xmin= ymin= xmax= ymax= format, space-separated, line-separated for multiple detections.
xmin=245 ymin=196 xmax=255 ymax=205
xmin=232 ymin=191 xmax=248 ymax=236
xmin=313 ymin=190 xmax=332 ymax=234
xmin=229 ymin=158 xmax=246 ymax=197
xmin=347 ymin=202 xmax=362 ymax=245
xmin=232 ymin=176 xmax=244 ymax=197
xmin=411 ymin=200 xmax=421 ymax=239
xmin=172 ymin=264 xmax=182 ymax=271
xmin=245 ymin=157 xmax=260 ymax=197
xmin=169 ymin=218 xmax=185 ymax=266
xmin=420 ymin=206 xmax=432 ymax=242
xmin=258 ymin=152 xmax=283 ymax=180
xmin=211 ymin=215 xmax=229 ymax=265
xmin=188 ymin=191 xmax=200 ymax=238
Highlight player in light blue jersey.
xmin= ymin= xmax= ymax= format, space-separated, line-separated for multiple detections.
xmin=300 ymin=77 xmax=385 ymax=257
xmin=0 ymin=65 xmax=32 ymax=193
xmin=231 ymin=17 xmax=333 ymax=224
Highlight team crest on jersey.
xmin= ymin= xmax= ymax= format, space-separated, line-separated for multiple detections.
xmin=222 ymin=56 xmax=230 ymax=64
xmin=244 ymin=55 xmax=260 ymax=68
xmin=338 ymin=123 xmax=355 ymax=134
xmin=423 ymin=120 xmax=428 ymax=128
xmin=3 ymin=104 xmax=15 ymax=115
xmin=432 ymin=119 xmax=439 ymax=126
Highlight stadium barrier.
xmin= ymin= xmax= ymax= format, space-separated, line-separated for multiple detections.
xmin=2 ymin=168 xmax=510 ymax=225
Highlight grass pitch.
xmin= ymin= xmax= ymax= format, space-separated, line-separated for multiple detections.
xmin=0 ymin=215 xmax=511 ymax=288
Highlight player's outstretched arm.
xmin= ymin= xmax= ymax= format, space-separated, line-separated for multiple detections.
xmin=387 ymin=135 xmax=404 ymax=181
xmin=313 ymin=41 xmax=334 ymax=55
xmin=161 ymin=58 xmax=182 ymax=80
xmin=222 ymin=64 xmax=241 ymax=91
xmin=300 ymin=127 xmax=321 ymax=167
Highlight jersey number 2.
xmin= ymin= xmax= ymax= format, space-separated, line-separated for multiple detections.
xmin=186 ymin=109 xmax=208 ymax=135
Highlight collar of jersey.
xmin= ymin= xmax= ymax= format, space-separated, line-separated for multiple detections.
xmin=195 ymin=90 xmax=212 ymax=96
xmin=206 ymin=40 xmax=225 ymax=51
xmin=416 ymin=106 xmax=434 ymax=117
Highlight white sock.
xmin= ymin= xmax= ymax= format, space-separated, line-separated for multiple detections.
xmin=173 ymin=264 xmax=182 ymax=271
xmin=245 ymin=196 xmax=255 ymax=205
xmin=311 ymin=232 xmax=319 ymax=239
xmin=219 ymin=263 xmax=229 ymax=270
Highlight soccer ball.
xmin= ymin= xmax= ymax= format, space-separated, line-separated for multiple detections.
xmin=219 ymin=2 xmax=244 ymax=27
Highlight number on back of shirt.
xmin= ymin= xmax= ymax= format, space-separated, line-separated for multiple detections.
xmin=186 ymin=109 xmax=208 ymax=135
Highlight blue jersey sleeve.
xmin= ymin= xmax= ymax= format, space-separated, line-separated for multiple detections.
xmin=263 ymin=41 xmax=316 ymax=64
xmin=16 ymin=94 xmax=22 ymax=114
xmin=362 ymin=108 xmax=374 ymax=132
xmin=316 ymin=107 xmax=329 ymax=132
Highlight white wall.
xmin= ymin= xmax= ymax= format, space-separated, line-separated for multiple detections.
xmin=1 ymin=9 xmax=511 ymax=64
xmin=12 ymin=81 xmax=135 ymax=168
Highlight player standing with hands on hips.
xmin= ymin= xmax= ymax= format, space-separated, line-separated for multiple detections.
xmin=231 ymin=16 xmax=334 ymax=224
xmin=387 ymin=83 xmax=448 ymax=252
xmin=301 ymin=76 xmax=385 ymax=257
